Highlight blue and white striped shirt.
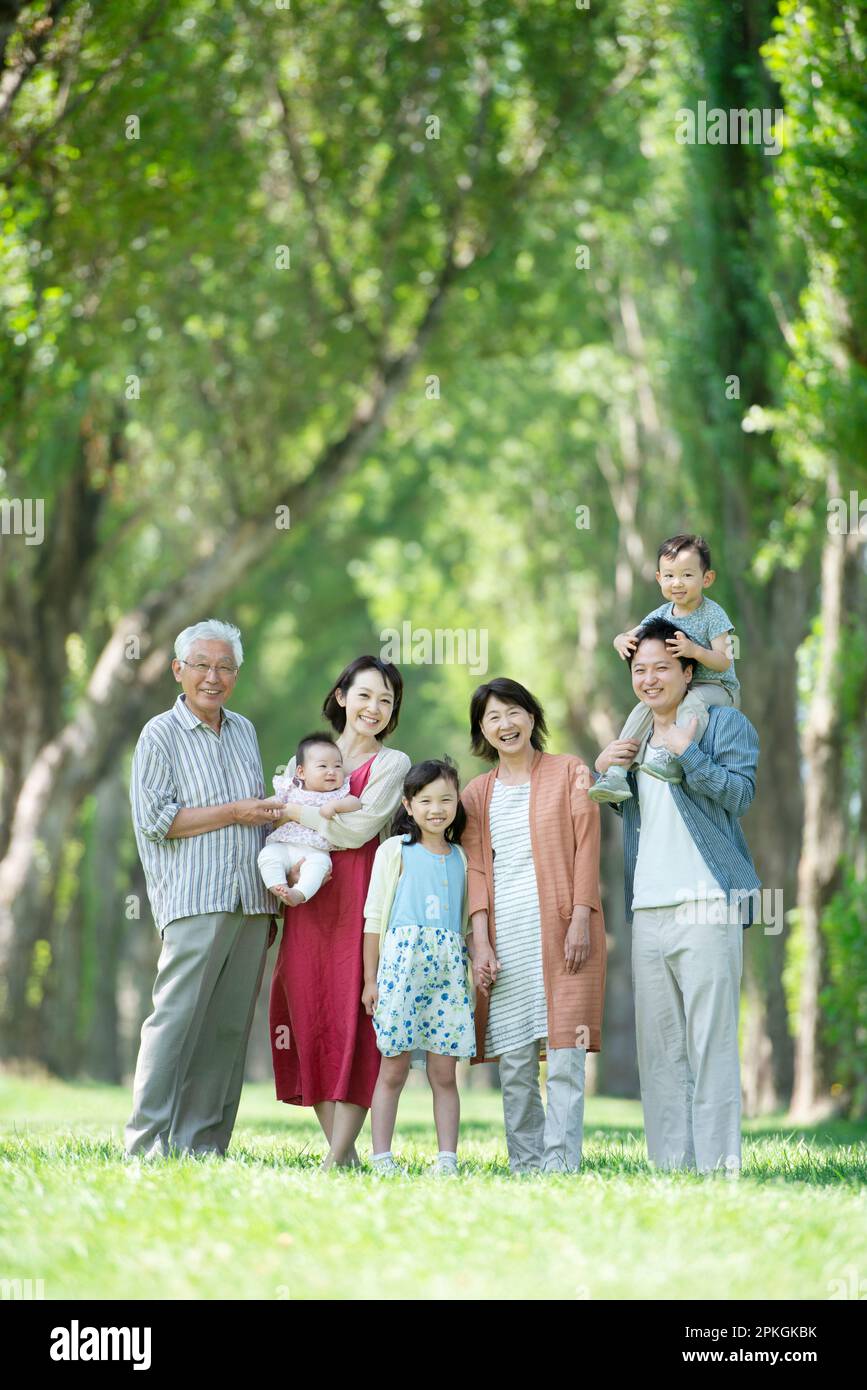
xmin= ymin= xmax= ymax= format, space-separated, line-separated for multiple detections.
xmin=606 ymin=705 xmax=761 ymax=926
xmin=130 ymin=694 xmax=276 ymax=931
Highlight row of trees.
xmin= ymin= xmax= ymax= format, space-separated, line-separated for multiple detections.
xmin=1 ymin=0 xmax=864 ymax=1114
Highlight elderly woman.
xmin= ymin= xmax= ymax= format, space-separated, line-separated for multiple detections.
xmin=461 ymin=677 xmax=606 ymax=1174
xmin=269 ymin=655 xmax=410 ymax=1170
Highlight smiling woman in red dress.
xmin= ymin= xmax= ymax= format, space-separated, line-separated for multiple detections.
xmin=269 ymin=656 xmax=409 ymax=1169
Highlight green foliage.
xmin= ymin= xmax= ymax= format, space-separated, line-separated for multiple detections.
xmin=762 ymin=0 xmax=867 ymax=501
xmin=1 ymin=0 xmax=866 ymax=1110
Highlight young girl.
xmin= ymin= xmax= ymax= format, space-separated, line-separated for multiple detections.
xmin=362 ymin=758 xmax=475 ymax=1176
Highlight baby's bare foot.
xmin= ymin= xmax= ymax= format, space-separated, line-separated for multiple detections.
xmin=270 ymin=883 xmax=292 ymax=905
xmin=286 ymin=887 xmax=306 ymax=907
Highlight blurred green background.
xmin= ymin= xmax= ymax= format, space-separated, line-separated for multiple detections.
xmin=1 ymin=0 xmax=865 ymax=1125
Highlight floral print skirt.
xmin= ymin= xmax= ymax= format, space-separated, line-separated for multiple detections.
xmin=374 ymin=922 xmax=475 ymax=1060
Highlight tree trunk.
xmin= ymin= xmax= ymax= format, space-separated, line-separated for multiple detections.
xmin=734 ymin=568 xmax=808 ymax=1113
xmin=42 ymin=838 xmax=86 ymax=1078
xmin=118 ymin=858 xmax=160 ymax=1084
xmin=596 ymin=801 xmax=639 ymax=1097
xmin=790 ymin=489 xmax=864 ymax=1120
xmin=568 ymin=424 xmax=650 ymax=1100
xmin=675 ymin=0 xmax=807 ymax=1110
xmin=83 ymin=764 xmax=138 ymax=1083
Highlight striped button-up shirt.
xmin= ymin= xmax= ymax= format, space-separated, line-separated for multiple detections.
xmin=130 ymin=694 xmax=276 ymax=931
xmin=607 ymin=705 xmax=761 ymax=926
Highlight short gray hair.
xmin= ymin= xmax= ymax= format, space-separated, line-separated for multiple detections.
xmin=174 ymin=620 xmax=243 ymax=668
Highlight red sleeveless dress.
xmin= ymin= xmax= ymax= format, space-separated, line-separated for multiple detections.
xmin=269 ymin=753 xmax=382 ymax=1107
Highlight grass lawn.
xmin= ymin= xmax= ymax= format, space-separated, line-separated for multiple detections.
xmin=1 ymin=1075 xmax=865 ymax=1300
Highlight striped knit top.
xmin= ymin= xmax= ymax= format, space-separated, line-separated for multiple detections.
xmin=461 ymin=750 xmax=606 ymax=1058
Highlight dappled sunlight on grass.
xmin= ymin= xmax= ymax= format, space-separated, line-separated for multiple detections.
xmin=1 ymin=1077 xmax=864 ymax=1298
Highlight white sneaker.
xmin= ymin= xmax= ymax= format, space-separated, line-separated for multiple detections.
xmin=432 ymin=1154 xmax=459 ymax=1177
xmin=370 ymin=1154 xmax=401 ymax=1177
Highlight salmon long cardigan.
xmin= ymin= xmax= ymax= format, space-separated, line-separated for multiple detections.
xmin=461 ymin=750 xmax=606 ymax=1063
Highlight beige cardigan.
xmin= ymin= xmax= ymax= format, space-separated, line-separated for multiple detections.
xmin=461 ymin=749 xmax=606 ymax=1062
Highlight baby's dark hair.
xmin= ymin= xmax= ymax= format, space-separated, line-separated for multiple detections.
xmin=391 ymin=756 xmax=467 ymax=845
xmin=295 ymin=731 xmax=342 ymax=767
xmin=657 ymin=533 xmax=712 ymax=573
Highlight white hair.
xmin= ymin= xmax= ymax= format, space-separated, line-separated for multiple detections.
xmin=174 ymin=620 xmax=244 ymax=668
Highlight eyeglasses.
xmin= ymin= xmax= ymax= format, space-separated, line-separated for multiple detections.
xmin=179 ymin=660 xmax=238 ymax=677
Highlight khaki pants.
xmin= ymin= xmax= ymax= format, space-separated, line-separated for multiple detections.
xmin=498 ymin=1041 xmax=586 ymax=1173
xmin=125 ymin=908 xmax=271 ymax=1157
xmin=632 ymin=900 xmax=743 ymax=1173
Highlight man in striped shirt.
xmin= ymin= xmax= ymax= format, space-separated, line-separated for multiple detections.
xmin=124 ymin=619 xmax=293 ymax=1158
xmin=594 ymin=616 xmax=761 ymax=1176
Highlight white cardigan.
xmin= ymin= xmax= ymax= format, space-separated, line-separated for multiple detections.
xmin=363 ymin=834 xmax=471 ymax=948
xmin=282 ymin=745 xmax=410 ymax=849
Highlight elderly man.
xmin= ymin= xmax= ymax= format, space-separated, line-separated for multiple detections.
xmin=125 ymin=619 xmax=289 ymax=1158
xmin=593 ymin=615 xmax=761 ymax=1175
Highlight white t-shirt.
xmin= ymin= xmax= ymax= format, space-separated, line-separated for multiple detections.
xmin=632 ymin=743 xmax=726 ymax=911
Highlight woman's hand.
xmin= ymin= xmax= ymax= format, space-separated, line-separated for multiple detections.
xmin=564 ymin=907 xmax=591 ymax=973
xmin=473 ymin=942 xmax=501 ymax=996
xmin=362 ymin=980 xmax=379 ymax=1015
xmin=595 ymin=739 xmax=640 ymax=775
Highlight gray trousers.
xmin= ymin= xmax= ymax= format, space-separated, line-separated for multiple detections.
xmin=498 ymin=1041 xmax=586 ymax=1173
xmin=124 ymin=908 xmax=272 ymax=1158
xmin=632 ymin=901 xmax=743 ymax=1173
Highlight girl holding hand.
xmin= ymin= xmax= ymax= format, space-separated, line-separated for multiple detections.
xmin=362 ymin=758 xmax=475 ymax=1176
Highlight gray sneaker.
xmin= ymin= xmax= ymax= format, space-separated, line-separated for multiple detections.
xmin=639 ymin=749 xmax=683 ymax=783
xmin=588 ymin=764 xmax=632 ymax=804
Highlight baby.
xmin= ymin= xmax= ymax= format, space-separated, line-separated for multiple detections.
xmin=590 ymin=532 xmax=740 ymax=804
xmin=257 ymin=732 xmax=362 ymax=906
